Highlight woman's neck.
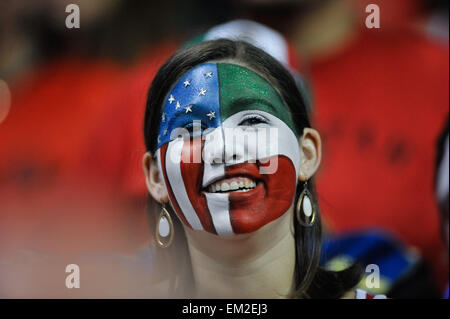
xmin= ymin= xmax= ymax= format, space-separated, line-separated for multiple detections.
xmin=185 ymin=210 xmax=296 ymax=298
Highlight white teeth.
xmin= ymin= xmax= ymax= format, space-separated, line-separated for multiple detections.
xmin=207 ymin=178 xmax=257 ymax=193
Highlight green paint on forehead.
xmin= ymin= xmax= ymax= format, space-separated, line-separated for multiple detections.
xmin=217 ymin=63 xmax=298 ymax=135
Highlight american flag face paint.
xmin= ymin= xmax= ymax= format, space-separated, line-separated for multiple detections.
xmin=156 ymin=63 xmax=301 ymax=236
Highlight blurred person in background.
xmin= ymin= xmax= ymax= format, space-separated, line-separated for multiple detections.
xmin=0 ymin=0 xmax=123 ymax=255
xmin=0 ymin=0 xmax=184 ymax=297
xmin=274 ymin=0 xmax=449 ymax=293
xmin=0 ymin=0 xmax=127 ymax=297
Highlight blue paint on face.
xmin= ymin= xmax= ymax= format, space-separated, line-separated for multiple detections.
xmin=157 ymin=63 xmax=222 ymax=149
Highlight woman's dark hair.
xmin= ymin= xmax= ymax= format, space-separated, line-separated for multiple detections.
xmin=143 ymin=39 xmax=361 ymax=298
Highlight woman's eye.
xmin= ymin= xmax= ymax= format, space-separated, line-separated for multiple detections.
xmin=239 ymin=115 xmax=268 ymax=126
xmin=184 ymin=123 xmax=206 ymax=134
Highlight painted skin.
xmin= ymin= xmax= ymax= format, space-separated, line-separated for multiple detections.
xmin=157 ymin=63 xmax=300 ymax=236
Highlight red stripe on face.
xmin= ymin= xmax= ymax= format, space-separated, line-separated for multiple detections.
xmin=159 ymin=143 xmax=192 ymax=229
xmin=227 ymin=156 xmax=296 ymax=234
xmin=179 ymin=137 xmax=218 ymax=234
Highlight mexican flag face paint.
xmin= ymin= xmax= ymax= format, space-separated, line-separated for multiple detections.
xmin=156 ymin=63 xmax=300 ymax=236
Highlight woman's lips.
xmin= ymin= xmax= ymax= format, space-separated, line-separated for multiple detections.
xmin=205 ymin=176 xmax=258 ymax=193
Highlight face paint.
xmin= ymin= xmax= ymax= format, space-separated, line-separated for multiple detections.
xmin=156 ymin=63 xmax=300 ymax=236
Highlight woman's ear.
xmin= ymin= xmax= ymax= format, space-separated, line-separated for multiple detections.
xmin=298 ymin=128 xmax=322 ymax=181
xmin=143 ymin=152 xmax=169 ymax=203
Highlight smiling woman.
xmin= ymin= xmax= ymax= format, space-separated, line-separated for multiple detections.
xmin=142 ymin=39 xmax=361 ymax=298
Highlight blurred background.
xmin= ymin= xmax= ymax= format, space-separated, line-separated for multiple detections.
xmin=0 ymin=0 xmax=448 ymax=298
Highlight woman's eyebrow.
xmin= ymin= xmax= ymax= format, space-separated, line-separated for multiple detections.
xmin=166 ymin=105 xmax=194 ymax=127
xmin=229 ymin=97 xmax=276 ymax=112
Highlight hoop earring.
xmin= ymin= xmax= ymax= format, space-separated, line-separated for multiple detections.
xmin=155 ymin=204 xmax=174 ymax=248
xmin=296 ymin=181 xmax=316 ymax=227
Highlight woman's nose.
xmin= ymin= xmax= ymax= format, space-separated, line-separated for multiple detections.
xmin=223 ymin=130 xmax=245 ymax=164
xmin=203 ymin=127 xmax=246 ymax=165
xmin=203 ymin=127 xmax=225 ymax=164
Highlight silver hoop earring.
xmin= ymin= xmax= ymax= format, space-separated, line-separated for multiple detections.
xmin=155 ymin=205 xmax=174 ymax=248
xmin=295 ymin=181 xmax=316 ymax=227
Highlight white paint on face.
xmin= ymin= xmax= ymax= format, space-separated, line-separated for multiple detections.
xmin=163 ymin=138 xmax=203 ymax=230
xmin=205 ymin=192 xmax=233 ymax=236
xmin=156 ymin=109 xmax=301 ymax=236
xmin=202 ymin=127 xmax=226 ymax=188
xmin=221 ymin=110 xmax=300 ymax=175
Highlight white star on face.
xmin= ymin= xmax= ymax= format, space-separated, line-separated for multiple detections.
xmin=204 ymin=72 xmax=212 ymax=78
xmin=168 ymin=95 xmax=175 ymax=104
xmin=206 ymin=111 xmax=216 ymax=120
xmin=183 ymin=80 xmax=191 ymax=87
xmin=184 ymin=105 xmax=193 ymax=113
xmin=163 ymin=128 xmax=168 ymax=136
xmin=175 ymin=101 xmax=181 ymax=109
xmin=161 ymin=112 xmax=166 ymax=122
xmin=199 ymin=88 xmax=207 ymax=96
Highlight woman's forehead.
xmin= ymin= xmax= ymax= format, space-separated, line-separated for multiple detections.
xmin=157 ymin=63 xmax=296 ymax=149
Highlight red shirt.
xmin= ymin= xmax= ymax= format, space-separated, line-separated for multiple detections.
xmin=78 ymin=43 xmax=178 ymax=198
xmin=311 ymin=28 xmax=449 ymax=288
xmin=0 ymin=57 xmax=137 ymax=253
xmin=0 ymin=57 xmax=122 ymax=188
